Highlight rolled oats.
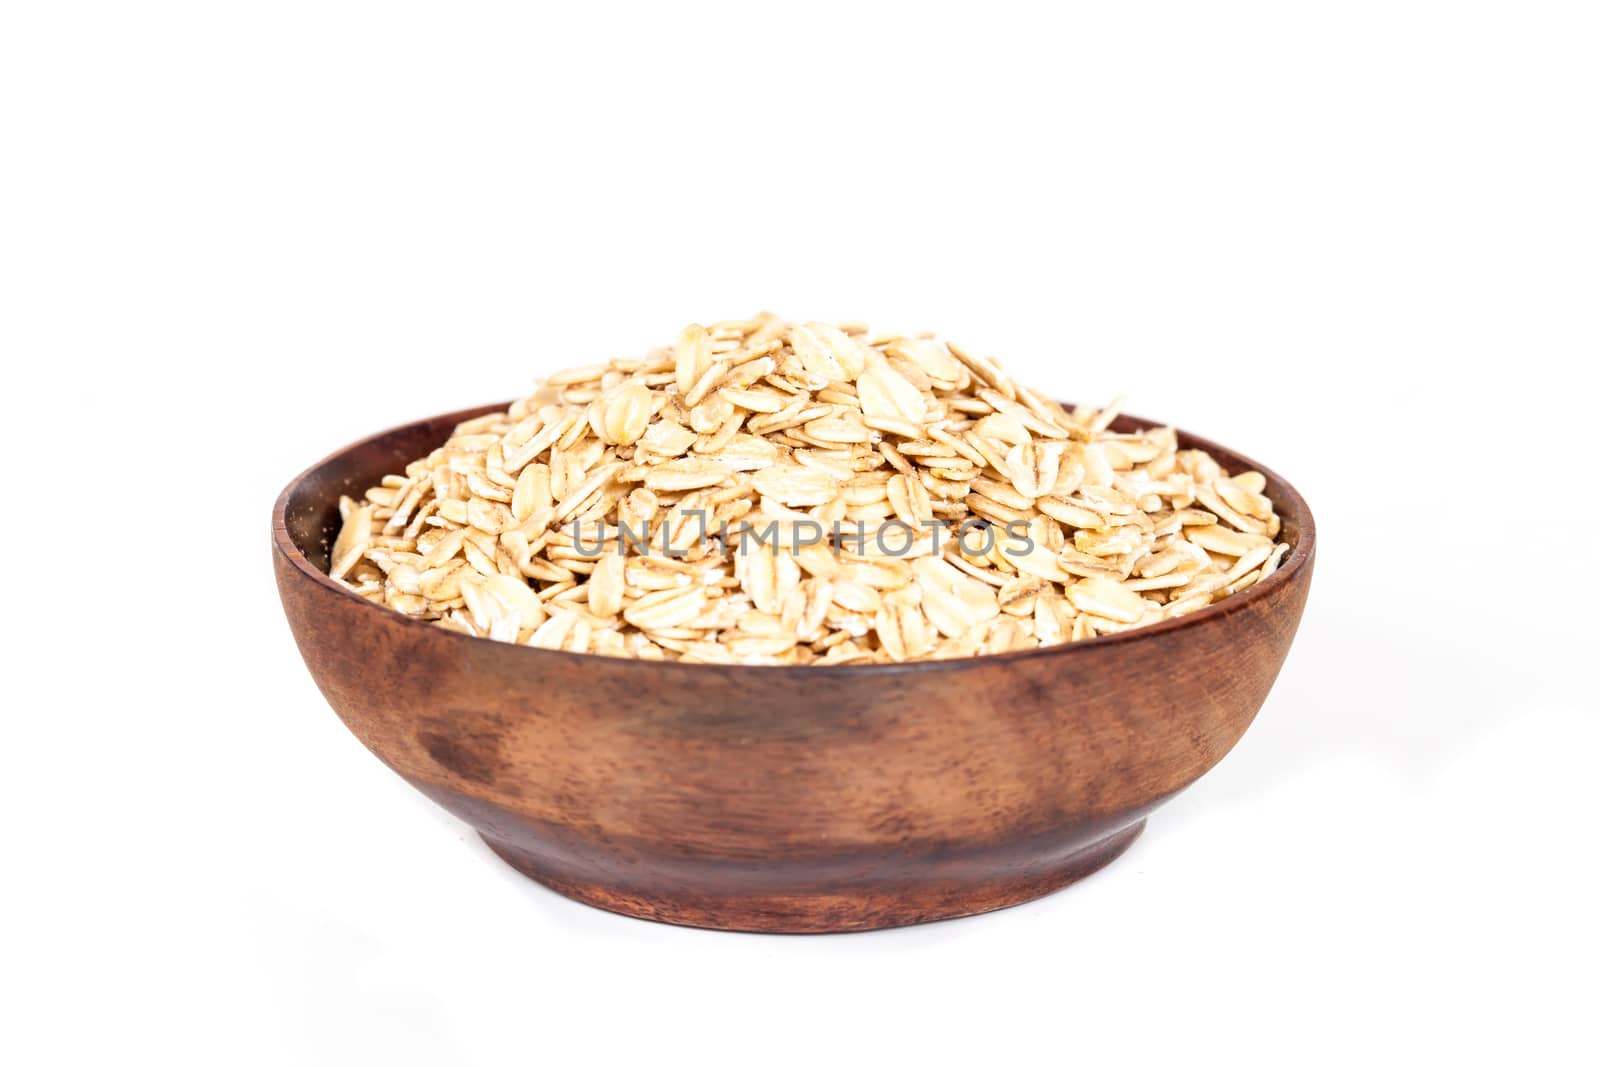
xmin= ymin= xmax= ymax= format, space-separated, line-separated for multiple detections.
xmin=331 ymin=315 xmax=1291 ymax=663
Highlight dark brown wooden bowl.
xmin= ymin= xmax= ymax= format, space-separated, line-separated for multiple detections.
xmin=274 ymin=402 xmax=1315 ymax=933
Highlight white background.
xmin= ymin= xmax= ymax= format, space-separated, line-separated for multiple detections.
xmin=4 ymin=2 xmax=1596 ymax=1063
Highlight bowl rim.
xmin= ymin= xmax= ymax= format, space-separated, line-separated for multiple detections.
xmin=274 ymin=401 xmax=1316 ymax=676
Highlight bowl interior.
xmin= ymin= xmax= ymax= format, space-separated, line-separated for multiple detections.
xmin=277 ymin=401 xmax=1315 ymax=662
xmin=280 ymin=404 xmax=506 ymax=573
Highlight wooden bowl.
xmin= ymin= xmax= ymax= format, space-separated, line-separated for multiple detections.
xmin=274 ymin=403 xmax=1315 ymax=933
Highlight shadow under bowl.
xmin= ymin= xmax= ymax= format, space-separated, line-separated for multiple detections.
xmin=274 ymin=403 xmax=1315 ymax=932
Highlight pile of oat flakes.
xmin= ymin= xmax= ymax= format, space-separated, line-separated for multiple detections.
xmin=330 ymin=315 xmax=1289 ymax=664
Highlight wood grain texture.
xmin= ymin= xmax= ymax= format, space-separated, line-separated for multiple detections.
xmin=274 ymin=403 xmax=1316 ymax=932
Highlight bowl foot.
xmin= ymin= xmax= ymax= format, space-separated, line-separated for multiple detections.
xmin=480 ymin=819 xmax=1144 ymax=934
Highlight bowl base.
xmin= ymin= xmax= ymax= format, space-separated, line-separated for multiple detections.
xmin=480 ymin=820 xmax=1145 ymax=933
